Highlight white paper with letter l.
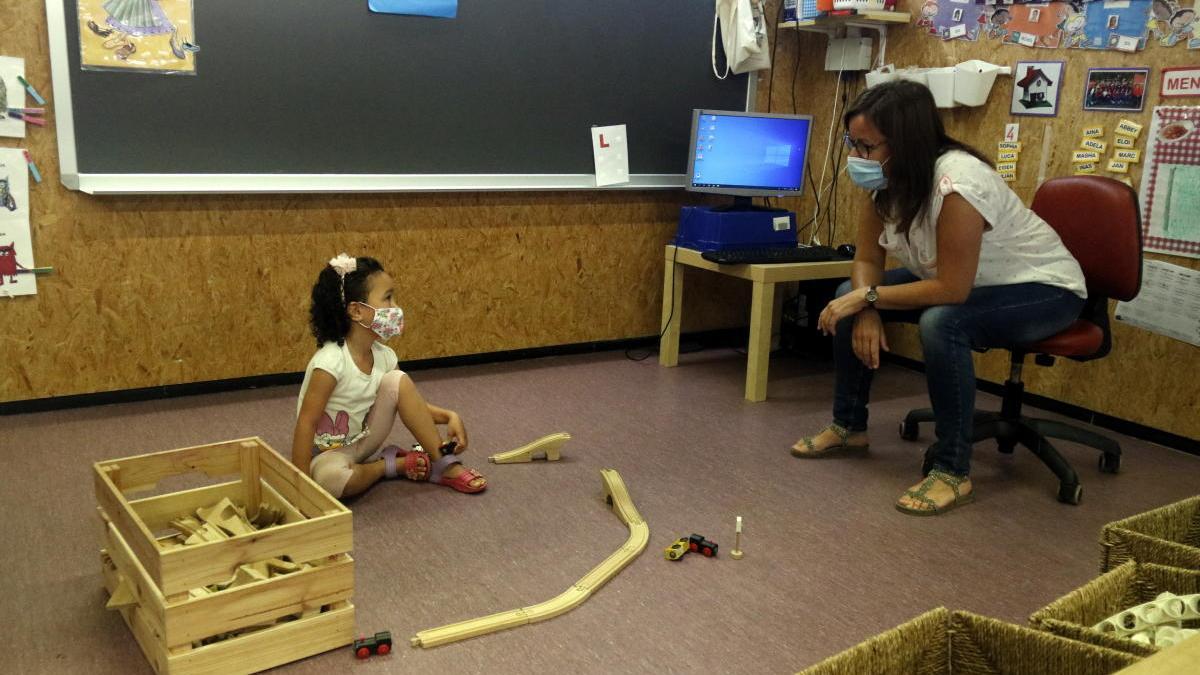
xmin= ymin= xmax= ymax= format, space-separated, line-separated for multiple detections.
xmin=591 ymin=124 xmax=629 ymax=187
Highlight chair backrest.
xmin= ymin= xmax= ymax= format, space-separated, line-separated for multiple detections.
xmin=1030 ymin=176 xmax=1142 ymax=302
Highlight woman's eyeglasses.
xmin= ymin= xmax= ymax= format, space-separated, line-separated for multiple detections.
xmin=843 ymin=132 xmax=886 ymax=156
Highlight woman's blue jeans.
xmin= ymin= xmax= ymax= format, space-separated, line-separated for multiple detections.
xmin=831 ymin=268 xmax=1085 ymax=477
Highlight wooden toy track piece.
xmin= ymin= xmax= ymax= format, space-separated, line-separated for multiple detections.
xmin=488 ymin=432 xmax=572 ymax=464
xmin=410 ymin=468 xmax=647 ymax=648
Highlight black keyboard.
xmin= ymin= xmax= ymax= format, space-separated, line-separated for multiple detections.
xmin=701 ymin=245 xmax=842 ymax=265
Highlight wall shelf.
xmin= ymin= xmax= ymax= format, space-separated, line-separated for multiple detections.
xmin=779 ymin=11 xmax=911 ymax=30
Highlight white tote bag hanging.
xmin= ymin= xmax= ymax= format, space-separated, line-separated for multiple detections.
xmin=712 ymin=0 xmax=771 ymax=79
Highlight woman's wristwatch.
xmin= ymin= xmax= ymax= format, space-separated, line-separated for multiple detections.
xmin=864 ymin=285 xmax=879 ymax=307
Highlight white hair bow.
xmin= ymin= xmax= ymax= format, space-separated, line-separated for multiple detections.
xmin=328 ymin=253 xmax=357 ymax=277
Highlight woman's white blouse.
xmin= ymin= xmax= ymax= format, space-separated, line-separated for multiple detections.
xmin=877 ymin=150 xmax=1087 ymax=298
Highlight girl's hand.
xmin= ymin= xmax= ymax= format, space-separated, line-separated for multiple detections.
xmin=818 ymin=288 xmax=869 ymax=335
xmin=446 ymin=411 xmax=469 ymax=452
xmin=852 ymin=309 xmax=890 ymax=369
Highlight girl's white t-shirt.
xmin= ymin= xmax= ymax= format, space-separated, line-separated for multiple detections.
xmin=296 ymin=340 xmax=399 ymax=452
xmin=877 ymin=150 xmax=1087 ymax=298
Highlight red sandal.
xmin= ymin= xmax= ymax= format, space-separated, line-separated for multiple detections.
xmin=429 ymin=452 xmax=487 ymax=494
xmin=381 ymin=445 xmax=431 ymax=481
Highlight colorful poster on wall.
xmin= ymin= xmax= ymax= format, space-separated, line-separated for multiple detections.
xmin=0 ymin=148 xmax=37 ymax=298
xmin=1149 ymin=0 xmax=1200 ymax=47
xmin=78 ymin=0 xmax=198 ymax=74
xmin=1063 ymin=0 xmax=1153 ymax=49
xmin=916 ymin=0 xmax=987 ymax=40
xmin=1139 ymin=106 xmax=1200 ymax=258
xmin=0 ymin=56 xmax=27 ymax=140
xmin=1000 ymin=3 xmax=1070 ymax=48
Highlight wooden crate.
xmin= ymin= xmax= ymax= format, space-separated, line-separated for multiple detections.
xmin=95 ymin=437 xmax=355 ymax=675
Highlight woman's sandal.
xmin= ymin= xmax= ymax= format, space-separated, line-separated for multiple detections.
xmin=790 ymin=423 xmax=870 ymax=458
xmin=895 ymin=469 xmax=975 ymax=516
xmin=429 ymin=452 xmax=487 ymax=494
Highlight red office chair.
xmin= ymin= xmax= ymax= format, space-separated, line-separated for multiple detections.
xmin=900 ymin=176 xmax=1143 ymax=504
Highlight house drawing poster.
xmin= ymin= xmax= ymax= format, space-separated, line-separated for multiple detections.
xmin=1011 ymin=61 xmax=1065 ymax=116
xmin=78 ymin=0 xmax=197 ymax=74
xmin=1138 ymin=106 xmax=1200 ymax=258
xmin=0 ymin=148 xmax=37 ymax=297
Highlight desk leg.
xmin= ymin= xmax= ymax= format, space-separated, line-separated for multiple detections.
xmin=746 ymin=280 xmax=775 ymax=402
xmin=658 ymin=253 xmax=684 ymax=367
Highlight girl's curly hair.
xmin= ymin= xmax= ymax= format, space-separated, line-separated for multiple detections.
xmin=309 ymin=256 xmax=384 ymax=346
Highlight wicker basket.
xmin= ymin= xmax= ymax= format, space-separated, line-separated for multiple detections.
xmin=796 ymin=607 xmax=1139 ymax=675
xmin=1029 ymin=561 xmax=1200 ymax=658
xmin=1101 ymin=496 xmax=1200 ymax=572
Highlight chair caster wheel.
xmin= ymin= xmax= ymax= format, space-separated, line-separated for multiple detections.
xmin=899 ymin=420 xmax=919 ymax=441
xmin=1099 ymin=453 xmax=1120 ymax=474
xmin=1057 ymin=483 xmax=1083 ymax=505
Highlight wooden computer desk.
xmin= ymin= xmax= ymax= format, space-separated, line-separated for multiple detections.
xmin=658 ymin=244 xmax=853 ymax=402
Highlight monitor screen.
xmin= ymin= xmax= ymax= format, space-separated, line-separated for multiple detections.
xmin=685 ymin=109 xmax=813 ymax=198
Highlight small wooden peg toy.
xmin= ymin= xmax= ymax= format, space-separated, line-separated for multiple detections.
xmin=730 ymin=516 xmax=744 ymax=559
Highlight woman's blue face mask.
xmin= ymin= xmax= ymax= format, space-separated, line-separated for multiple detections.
xmin=846 ymin=156 xmax=890 ymax=190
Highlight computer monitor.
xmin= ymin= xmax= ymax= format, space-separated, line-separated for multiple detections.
xmin=685 ymin=109 xmax=813 ymax=208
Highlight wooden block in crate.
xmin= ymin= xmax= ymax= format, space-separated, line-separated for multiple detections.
xmin=94 ymin=437 xmax=355 ymax=675
xmin=1030 ymin=561 xmax=1200 ymax=658
xmin=1101 ymin=496 xmax=1200 ymax=572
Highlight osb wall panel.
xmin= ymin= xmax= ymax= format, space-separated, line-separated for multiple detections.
xmin=824 ymin=11 xmax=1200 ymax=440
xmin=5 ymin=3 xmax=1197 ymax=442
xmin=0 ymin=1 xmax=764 ymax=403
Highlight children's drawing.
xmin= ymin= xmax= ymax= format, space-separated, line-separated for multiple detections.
xmin=1011 ymin=61 xmax=1065 ymax=116
xmin=0 ymin=242 xmax=29 ymax=285
xmin=78 ymin=0 xmax=199 ymax=74
xmin=1060 ymin=4 xmax=1090 ymax=47
xmin=1150 ymin=0 xmax=1198 ymax=46
xmin=0 ymin=149 xmax=36 ymax=297
xmin=984 ymin=6 xmax=1015 ymax=40
xmin=0 ymin=57 xmax=26 ymax=139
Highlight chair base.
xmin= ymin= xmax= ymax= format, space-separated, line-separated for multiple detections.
xmin=901 ymin=407 xmax=1121 ymax=506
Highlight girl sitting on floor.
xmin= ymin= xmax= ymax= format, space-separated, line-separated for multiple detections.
xmin=292 ymin=253 xmax=487 ymax=498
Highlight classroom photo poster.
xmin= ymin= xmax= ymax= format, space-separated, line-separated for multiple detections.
xmin=1139 ymin=106 xmax=1200 ymax=258
xmin=1083 ymin=67 xmax=1150 ymax=111
xmin=78 ymin=0 xmax=198 ymax=74
xmin=0 ymin=56 xmax=27 ymax=139
xmin=0 ymin=148 xmax=37 ymax=297
xmin=1010 ymin=61 xmax=1065 ymax=116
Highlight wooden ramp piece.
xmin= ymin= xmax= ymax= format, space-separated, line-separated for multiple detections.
xmin=488 ymin=432 xmax=572 ymax=464
xmin=410 ymin=469 xmax=647 ymax=648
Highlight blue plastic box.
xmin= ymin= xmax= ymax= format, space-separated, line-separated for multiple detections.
xmin=675 ymin=206 xmax=797 ymax=252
